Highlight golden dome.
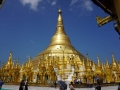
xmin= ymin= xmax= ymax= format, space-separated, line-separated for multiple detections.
xmin=32 ymin=9 xmax=85 ymax=69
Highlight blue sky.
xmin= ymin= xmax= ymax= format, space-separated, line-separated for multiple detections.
xmin=0 ymin=0 xmax=120 ymax=65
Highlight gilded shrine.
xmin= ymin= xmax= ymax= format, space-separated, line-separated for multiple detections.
xmin=0 ymin=9 xmax=120 ymax=84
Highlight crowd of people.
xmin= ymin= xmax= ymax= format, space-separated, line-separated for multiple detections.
xmin=1 ymin=77 xmax=120 ymax=90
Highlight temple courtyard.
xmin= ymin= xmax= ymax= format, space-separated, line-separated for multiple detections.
xmin=2 ymin=85 xmax=118 ymax=90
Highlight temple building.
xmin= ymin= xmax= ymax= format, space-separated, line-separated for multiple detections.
xmin=0 ymin=9 xmax=120 ymax=84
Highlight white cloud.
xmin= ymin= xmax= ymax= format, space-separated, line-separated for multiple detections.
xmin=20 ymin=0 xmax=57 ymax=11
xmin=51 ymin=0 xmax=57 ymax=6
xmin=46 ymin=0 xmax=57 ymax=6
xmin=82 ymin=0 xmax=93 ymax=11
xmin=70 ymin=0 xmax=78 ymax=6
xmin=70 ymin=0 xmax=93 ymax=16
xmin=20 ymin=0 xmax=42 ymax=11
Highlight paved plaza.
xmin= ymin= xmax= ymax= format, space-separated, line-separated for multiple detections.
xmin=1 ymin=85 xmax=118 ymax=90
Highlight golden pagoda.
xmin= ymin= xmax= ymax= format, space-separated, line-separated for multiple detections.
xmin=32 ymin=8 xmax=85 ymax=69
xmin=29 ymin=8 xmax=85 ymax=83
xmin=0 ymin=8 xmax=120 ymax=85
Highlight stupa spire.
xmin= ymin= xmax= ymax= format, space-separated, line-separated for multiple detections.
xmin=111 ymin=52 xmax=117 ymax=68
xmin=97 ymin=54 xmax=101 ymax=67
xmin=106 ymin=57 xmax=110 ymax=68
xmin=112 ymin=52 xmax=116 ymax=63
xmin=50 ymin=8 xmax=71 ymax=46
xmin=9 ymin=51 xmax=12 ymax=61
xmin=86 ymin=54 xmax=90 ymax=66
xmin=57 ymin=8 xmax=64 ymax=27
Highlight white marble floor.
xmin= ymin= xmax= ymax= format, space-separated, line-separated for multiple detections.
xmin=2 ymin=85 xmax=118 ymax=90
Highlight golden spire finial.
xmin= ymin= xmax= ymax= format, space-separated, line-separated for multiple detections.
xmin=57 ymin=8 xmax=63 ymax=26
xmin=112 ymin=52 xmax=117 ymax=67
xmin=86 ymin=54 xmax=90 ymax=66
xmin=8 ymin=51 xmax=12 ymax=62
xmin=28 ymin=56 xmax=31 ymax=60
xmin=86 ymin=53 xmax=89 ymax=60
xmin=106 ymin=57 xmax=110 ymax=68
xmin=102 ymin=63 xmax=104 ymax=70
xmin=112 ymin=52 xmax=116 ymax=63
xmin=10 ymin=51 xmax=12 ymax=55
xmin=58 ymin=6 xmax=62 ymax=13
xmin=97 ymin=54 xmax=101 ymax=67
xmin=112 ymin=52 xmax=114 ymax=58
xmin=112 ymin=52 xmax=115 ymax=61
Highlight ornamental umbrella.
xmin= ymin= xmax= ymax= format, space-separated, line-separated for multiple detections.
xmin=57 ymin=80 xmax=67 ymax=90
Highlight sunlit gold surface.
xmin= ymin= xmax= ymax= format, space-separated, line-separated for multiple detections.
xmin=96 ymin=15 xmax=115 ymax=27
xmin=0 ymin=9 xmax=120 ymax=84
xmin=32 ymin=8 xmax=85 ymax=69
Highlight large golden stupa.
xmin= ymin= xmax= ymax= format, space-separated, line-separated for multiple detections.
xmin=32 ymin=8 xmax=85 ymax=69
xmin=0 ymin=9 xmax=120 ymax=85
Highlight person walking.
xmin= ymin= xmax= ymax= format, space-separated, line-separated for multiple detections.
xmin=80 ymin=78 xmax=82 ymax=84
xmin=96 ymin=83 xmax=101 ymax=90
xmin=54 ymin=81 xmax=57 ymax=89
xmin=69 ymin=83 xmax=75 ymax=90
xmin=0 ymin=79 xmax=4 ymax=90
xmin=88 ymin=79 xmax=91 ymax=88
xmin=25 ymin=79 xmax=28 ymax=90
xmin=118 ymin=83 xmax=120 ymax=90
xmin=19 ymin=80 xmax=25 ymax=90
xmin=94 ymin=83 xmax=97 ymax=90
